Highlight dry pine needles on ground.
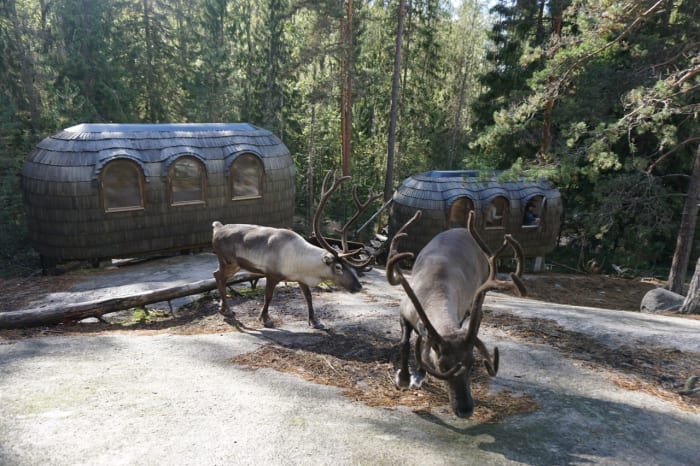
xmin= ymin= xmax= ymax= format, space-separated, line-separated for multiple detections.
xmin=231 ymin=341 xmax=539 ymax=423
xmin=484 ymin=312 xmax=700 ymax=413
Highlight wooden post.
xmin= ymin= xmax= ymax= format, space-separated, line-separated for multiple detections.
xmin=533 ymin=256 xmax=545 ymax=273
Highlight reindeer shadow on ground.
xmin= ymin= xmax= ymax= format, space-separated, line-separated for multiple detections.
xmin=409 ymin=381 xmax=700 ymax=466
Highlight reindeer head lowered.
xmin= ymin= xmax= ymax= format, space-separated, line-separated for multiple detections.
xmin=387 ymin=210 xmax=526 ymax=417
xmin=212 ymin=170 xmax=373 ymax=329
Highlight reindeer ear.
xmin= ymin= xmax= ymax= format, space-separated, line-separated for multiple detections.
xmin=322 ymin=253 xmax=335 ymax=265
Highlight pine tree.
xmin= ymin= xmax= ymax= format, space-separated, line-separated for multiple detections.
xmin=470 ymin=0 xmax=699 ymax=273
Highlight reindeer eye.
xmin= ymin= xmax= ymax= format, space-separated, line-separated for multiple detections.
xmin=334 ymin=263 xmax=344 ymax=274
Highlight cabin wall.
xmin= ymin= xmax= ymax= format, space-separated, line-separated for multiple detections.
xmin=389 ymin=172 xmax=562 ymax=259
xmin=22 ymin=124 xmax=295 ymax=263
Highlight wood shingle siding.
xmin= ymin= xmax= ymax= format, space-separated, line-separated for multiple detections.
xmin=389 ymin=170 xmax=562 ymax=259
xmin=22 ymin=123 xmax=295 ymax=267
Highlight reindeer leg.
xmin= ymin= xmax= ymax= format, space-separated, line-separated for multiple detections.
xmin=395 ymin=317 xmax=412 ymax=388
xmin=259 ymin=277 xmax=279 ymax=328
xmin=410 ymin=339 xmax=427 ymax=389
xmin=213 ymin=262 xmax=239 ymax=316
xmin=299 ymin=283 xmax=324 ymax=329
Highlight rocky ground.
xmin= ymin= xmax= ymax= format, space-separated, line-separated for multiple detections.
xmin=1 ymin=264 xmax=698 ymax=418
xmin=0 ymin=266 xmax=666 ymax=319
xmin=1 ymin=256 xmax=699 ymax=465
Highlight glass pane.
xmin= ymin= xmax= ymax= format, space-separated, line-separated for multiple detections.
xmin=171 ymin=158 xmax=204 ymax=204
xmin=485 ymin=197 xmax=508 ymax=228
xmin=523 ymin=195 xmax=543 ymax=227
xmin=103 ymin=160 xmax=142 ymax=210
xmin=231 ymin=154 xmax=262 ymax=199
xmin=448 ymin=197 xmax=474 ymax=228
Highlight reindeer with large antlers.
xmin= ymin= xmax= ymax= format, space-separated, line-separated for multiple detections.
xmin=387 ymin=210 xmax=526 ymax=417
xmin=212 ymin=171 xmax=377 ymax=329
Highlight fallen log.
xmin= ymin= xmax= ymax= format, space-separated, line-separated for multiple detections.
xmin=0 ymin=272 xmax=263 ymax=330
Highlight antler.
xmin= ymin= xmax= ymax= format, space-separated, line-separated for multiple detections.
xmin=313 ymin=171 xmax=377 ymax=268
xmin=312 ymin=170 xmax=352 ymax=258
xmin=386 ymin=210 xmax=444 ymax=346
xmin=337 ymin=185 xmax=381 ymax=268
xmin=464 ymin=210 xmax=526 ymax=375
xmin=474 ymin=338 xmax=499 ymax=376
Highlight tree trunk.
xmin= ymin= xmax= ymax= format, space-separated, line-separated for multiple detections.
xmin=680 ymin=257 xmax=700 ymax=314
xmin=540 ymin=3 xmax=563 ymax=156
xmin=243 ymin=0 xmax=253 ymax=122
xmin=0 ymin=273 xmax=262 ymax=330
xmin=340 ymin=0 xmax=353 ymax=176
xmin=142 ymin=0 xmax=158 ymax=122
xmin=7 ymin=0 xmax=41 ymax=130
xmin=383 ymin=0 xmax=406 ymax=203
xmin=668 ymin=145 xmax=700 ymax=293
xmin=306 ymin=64 xmax=318 ymax=235
xmin=448 ymin=10 xmax=477 ymax=170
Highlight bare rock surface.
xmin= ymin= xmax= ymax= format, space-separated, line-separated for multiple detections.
xmin=0 ymin=253 xmax=698 ymax=465
xmin=640 ymin=287 xmax=685 ymax=314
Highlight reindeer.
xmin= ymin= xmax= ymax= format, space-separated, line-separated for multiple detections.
xmin=386 ymin=210 xmax=526 ymax=417
xmin=212 ymin=171 xmax=376 ymax=329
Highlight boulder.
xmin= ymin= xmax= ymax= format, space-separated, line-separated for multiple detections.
xmin=640 ymin=288 xmax=684 ymax=314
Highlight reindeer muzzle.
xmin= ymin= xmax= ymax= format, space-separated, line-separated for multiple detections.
xmin=414 ymin=336 xmax=467 ymax=380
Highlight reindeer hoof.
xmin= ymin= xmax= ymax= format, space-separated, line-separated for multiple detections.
xmin=310 ymin=319 xmax=325 ymax=330
xmin=395 ymin=370 xmax=410 ymax=389
xmin=260 ymin=318 xmax=274 ymax=328
xmin=410 ymin=374 xmax=425 ymax=389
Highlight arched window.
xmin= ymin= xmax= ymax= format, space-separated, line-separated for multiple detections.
xmin=447 ymin=197 xmax=474 ymax=228
xmin=522 ymin=195 xmax=545 ymax=229
xmin=484 ymin=196 xmax=509 ymax=229
xmin=101 ymin=159 xmax=144 ymax=212
xmin=230 ymin=153 xmax=263 ymax=200
xmin=169 ymin=156 xmax=205 ymax=205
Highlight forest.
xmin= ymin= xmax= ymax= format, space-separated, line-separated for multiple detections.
xmin=0 ymin=0 xmax=698 ymax=288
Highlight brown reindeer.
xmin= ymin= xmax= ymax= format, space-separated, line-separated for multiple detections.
xmin=387 ymin=210 xmax=526 ymax=417
xmin=212 ymin=171 xmax=375 ymax=329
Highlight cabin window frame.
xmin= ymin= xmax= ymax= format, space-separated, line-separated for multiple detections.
xmin=484 ymin=195 xmax=509 ymax=230
xmin=522 ymin=195 xmax=545 ymax=230
xmin=168 ymin=155 xmax=207 ymax=206
xmin=229 ymin=153 xmax=264 ymax=201
xmin=100 ymin=158 xmax=145 ymax=213
xmin=447 ymin=196 xmax=475 ymax=228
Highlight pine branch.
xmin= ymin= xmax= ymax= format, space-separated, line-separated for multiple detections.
xmin=555 ymin=0 xmax=666 ymax=91
xmin=647 ymin=138 xmax=700 ymax=174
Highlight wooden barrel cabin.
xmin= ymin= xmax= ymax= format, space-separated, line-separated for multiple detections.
xmin=22 ymin=123 xmax=295 ymax=268
xmin=389 ymin=170 xmax=562 ymax=269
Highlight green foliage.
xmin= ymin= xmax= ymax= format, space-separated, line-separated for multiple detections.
xmin=0 ymin=0 xmax=695 ymax=276
xmin=470 ymin=0 xmax=699 ymax=272
xmin=0 ymin=152 xmax=37 ymax=277
xmin=562 ymin=172 xmax=681 ymax=272
xmin=127 ymin=307 xmax=169 ymax=324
